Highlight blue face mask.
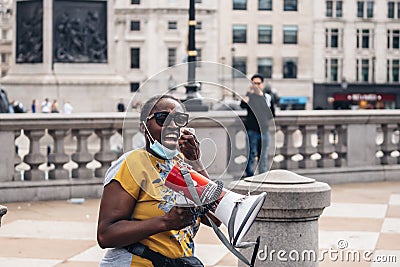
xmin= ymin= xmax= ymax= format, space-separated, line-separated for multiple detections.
xmin=142 ymin=121 xmax=179 ymax=160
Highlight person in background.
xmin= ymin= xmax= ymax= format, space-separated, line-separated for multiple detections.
xmin=63 ymin=100 xmax=73 ymax=114
xmin=240 ymin=74 xmax=275 ymax=178
xmin=51 ymin=99 xmax=59 ymax=113
xmin=117 ymin=98 xmax=126 ymax=112
xmin=31 ymin=99 xmax=38 ymax=113
xmin=41 ymin=98 xmax=51 ymax=113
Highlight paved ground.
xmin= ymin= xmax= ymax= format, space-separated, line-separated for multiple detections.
xmin=0 ymin=181 xmax=399 ymax=267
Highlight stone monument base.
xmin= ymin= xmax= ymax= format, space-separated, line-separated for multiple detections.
xmin=2 ymin=73 xmax=128 ymax=112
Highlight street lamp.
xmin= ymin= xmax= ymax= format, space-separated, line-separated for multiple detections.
xmin=183 ymin=0 xmax=208 ymax=111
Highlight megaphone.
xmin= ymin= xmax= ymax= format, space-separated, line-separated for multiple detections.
xmin=166 ymin=161 xmax=266 ymax=247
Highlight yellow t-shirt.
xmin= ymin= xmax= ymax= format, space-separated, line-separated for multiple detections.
xmin=112 ymin=148 xmax=200 ymax=267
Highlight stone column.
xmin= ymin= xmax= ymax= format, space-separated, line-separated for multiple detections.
xmin=0 ymin=130 xmax=15 ymax=182
xmin=23 ymin=130 xmax=46 ymax=181
xmin=233 ymin=170 xmax=331 ymax=267
xmin=48 ymin=129 xmax=70 ymax=179
xmin=71 ymin=129 xmax=93 ymax=179
xmin=94 ymin=129 xmax=117 ymax=178
xmin=0 ymin=205 xmax=7 ymax=227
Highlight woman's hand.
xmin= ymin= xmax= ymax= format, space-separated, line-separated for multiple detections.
xmin=179 ymin=128 xmax=200 ymax=161
xmin=162 ymin=206 xmax=195 ymax=230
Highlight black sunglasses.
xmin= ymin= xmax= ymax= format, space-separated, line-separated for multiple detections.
xmin=146 ymin=111 xmax=189 ymax=127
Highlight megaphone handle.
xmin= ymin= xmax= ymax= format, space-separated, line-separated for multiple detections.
xmin=180 ymin=166 xmax=202 ymax=205
xmin=205 ymin=214 xmax=253 ymax=266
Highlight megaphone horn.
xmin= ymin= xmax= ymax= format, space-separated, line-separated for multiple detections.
xmin=166 ymin=161 xmax=266 ymax=249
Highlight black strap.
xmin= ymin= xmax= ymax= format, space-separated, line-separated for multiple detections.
xmin=126 ymin=243 xmax=171 ymax=267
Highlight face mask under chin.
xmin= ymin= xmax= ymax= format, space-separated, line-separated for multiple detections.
xmin=142 ymin=121 xmax=179 ymax=160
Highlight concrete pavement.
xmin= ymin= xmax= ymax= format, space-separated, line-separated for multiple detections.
xmin=0 ymin=181 xmax=399 ymax=266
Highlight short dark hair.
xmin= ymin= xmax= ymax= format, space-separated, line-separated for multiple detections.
xmin=251 ymin=74 xmax=264 ymax=83
xmin=140 ymin=94 xmax=185 ymax=121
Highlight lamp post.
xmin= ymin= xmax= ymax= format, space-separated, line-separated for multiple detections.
xmin=183 ymin=0 xmax=208 ymax=111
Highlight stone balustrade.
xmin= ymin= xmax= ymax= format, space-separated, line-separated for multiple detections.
xmin=0 ymin=110 xmax=399 ymax=202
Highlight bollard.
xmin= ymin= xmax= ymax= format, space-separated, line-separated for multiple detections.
xmin=0 ymin=205 xmax=7 ymax=228
xmin=232 ymin=170 xmax=331 ymax=267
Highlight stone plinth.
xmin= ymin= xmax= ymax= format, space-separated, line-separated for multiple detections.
xmin=232 ymin=170 xmax=331 ymax=267
xmin=0 ymin=205 xmax=7 ymax=227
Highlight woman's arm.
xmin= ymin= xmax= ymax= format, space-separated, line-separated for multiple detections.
xmin=97 ymin=180 xmax=194 ymax=248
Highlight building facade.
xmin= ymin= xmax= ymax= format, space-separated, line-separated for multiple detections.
xmin=0 ymin=0 xmax=12 ymax=79
xmin=313 ymin=0 xmax=400 ymax=109
xmin=1 ymin=1 xmax=400 ymax=111
xmin=218 ymin=0 xmax=314 ymax=109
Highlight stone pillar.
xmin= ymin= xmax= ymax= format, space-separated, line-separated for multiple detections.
xmin=0 ymin=205 xmax=7 ymax=227
xmin=233 ymin=170 xmax=331 ymax=267
xmin=347 ymin=124 xmax=377 ymax=166
xmin=0 ymin=131 xmax=15 ymax=182
xmin=23 ymin=130 xmax=46 ymax=181
xmin=94 ymin=129 xmax=117 ymax=178
xmin=71 ymin=129 xmax=93 ymax=179
xmin=48 ymin=129 xmax=70 ymax=180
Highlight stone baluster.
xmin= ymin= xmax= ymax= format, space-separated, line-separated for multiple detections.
xmin=299 ymin=125 xmax=318 ymax=168
xmin=14 ymin=130 xmax=23 ymax=180
xmin=316 ymin=125 xmax=335 ymax=168
xmin=0 ymin=205 xmax=7 ymax=227
xmin=122 ymin=128 xmax=138 ymax=152
xmin=23 ymin=130 xmax=46 ymax=180
xmin=234 ymin=170 xmax=331 ymax=267
xmin=94 ymin=129 xmax=117 ymax=178
xmin=280 ymin=125 xmax=299 ymax=169
xmin=271 ymin=126 xmax=282 ymax=170
xmin=380 ymin=124 xmax=397 ymax=165
xmin=398 ymin=124 xmax=400 ymax=165
xmin=334 ymin=124 xmax=347 ymax=167
xmin=0 ymin=130 xmax=15 ymax=182
xmin=71 ymin=129 xmax=93 ymax=179
xmin=227 ymin=126 xmax=247 ymax=176
xmin=48 ymin=130 xmax=70 ymax=180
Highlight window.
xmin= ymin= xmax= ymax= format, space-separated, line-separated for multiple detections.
xmin=232 ymin=57 xmax=247 ymax=77
xmin=336 ymin=1 xmax=343 ymax=17
xmin=1 ymin=53 xmax=6 ymax=63
xmin=233 ymin=0 xmax=247 ymax=10
xmin=284 ymin=0 xmax=297 ymax=11
xmin=130 ymin=48 xmax=140 ymax=68
xmin=1 ymin=30 xmax=7 ymax=40
xmin=130 ymin=21 xmax=140 ymax=31
xmin=283 ymin=25 xmax=298 ymax=44
xmin=388 ymin=29 xmax=400 ymax=49
xmin=325 ymin=58 xmax=340 ymax=82
xmin=257 ymin=58 xmax=273 ymax=78
xmin=283 ymin=58 xmax=297 ymax=79
xmin=387 ymin=59 xmax=400 ymax=82
xmin=130 ymin=83 xmax=140 ymax=92
xmin=357 ymin=1 xmax=374 ymax=18
xmin=356 ymin=58 xmax=372 ymax=82
xmin=131 ymin=0 xmax=140 ymax=4
xmin=233 ymin=25 xmax=247 ymax=43
xmin=326 ymin=28 xmax=341 ymax=48
xmin=259 ymin=0 xmax=272 ymax=10
xmin=326 ymin=0 xmax=345 ymax=18
xmin=326 ymin=1 xmax=333 ymax=17
xmin=168 ymin=48 xmax=176 ymax=67
xmin=357 ymin=29 xmax=373 ymax=49
xmin=196 ymin=21 xmax=202 ymax=30
xmin=387 ymin=2 xmax=400 ymax=18
xmin=258 ymin=25 xmax=272 ymax=44
xmin=168 ymin=21 xmax=177 ymax=30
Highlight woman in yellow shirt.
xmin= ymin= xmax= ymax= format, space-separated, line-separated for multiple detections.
xmin=97 ymin=95 xmax=219 ymax=267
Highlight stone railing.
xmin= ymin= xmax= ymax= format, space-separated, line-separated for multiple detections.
xmin=0 ymin=110 xmax=399 ymax=202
